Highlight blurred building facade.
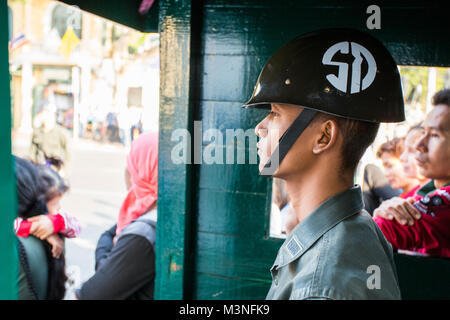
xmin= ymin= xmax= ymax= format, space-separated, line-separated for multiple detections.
xmin=8 ymin=0 xmax=159 ymax=145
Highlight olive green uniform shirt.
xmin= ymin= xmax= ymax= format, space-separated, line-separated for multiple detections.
xmin=266 ymin=186 xmax=401 ymax=300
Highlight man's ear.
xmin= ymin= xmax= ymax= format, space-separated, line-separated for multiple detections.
xmin=312 ymin=120 xmax=338 ymax=154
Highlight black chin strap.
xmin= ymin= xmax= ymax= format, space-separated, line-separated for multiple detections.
xmin=260 ymin=108 xmax=317 ymax=177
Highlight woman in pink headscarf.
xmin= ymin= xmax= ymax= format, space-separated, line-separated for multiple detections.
xmin=76 ymin=132 xmax=159 ymax=300
xmin=117 ymin=132 xmax=158 ymax=235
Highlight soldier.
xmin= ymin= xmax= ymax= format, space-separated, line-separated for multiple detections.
xmin=243 ymin=29 xmax=403 ymax=299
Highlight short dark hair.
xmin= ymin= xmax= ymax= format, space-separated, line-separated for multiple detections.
xmin=313 ymin=113 xmax=380 ymax=175
xmin=432 ymin=88 xmax=450 ymax=107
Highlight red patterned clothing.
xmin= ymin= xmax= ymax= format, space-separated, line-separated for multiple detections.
xmin=374 ymin=180 xmax=450 ymax=258
xmin=14 ymin=211 xmax=81 ymax=238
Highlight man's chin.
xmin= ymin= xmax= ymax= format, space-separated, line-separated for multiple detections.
xmin=259 ymin=161 xmax=282 ymax=177
xmin=417 ymin=166 xmax=430 ymax=180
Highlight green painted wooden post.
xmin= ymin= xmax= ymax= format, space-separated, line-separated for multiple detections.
xmin=0 ymin=0 xmax=18 ymax=300
xmin=154 ymin=0 xmax=194 ymax=299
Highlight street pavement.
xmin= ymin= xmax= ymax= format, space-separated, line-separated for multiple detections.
xmin=12 ymin=136 xmax=128 ymax=299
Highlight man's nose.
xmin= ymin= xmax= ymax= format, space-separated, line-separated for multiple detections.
xmin=414 ymin=133 xmax=427 ymax=153
xmin=255 ymin=121 xmax=268 ymax=138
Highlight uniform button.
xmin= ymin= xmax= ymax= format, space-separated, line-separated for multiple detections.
xmin=274 ymin=275 xmax=279 ymax=286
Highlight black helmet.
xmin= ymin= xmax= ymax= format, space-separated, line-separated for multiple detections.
xmin=245 ymin=29 xmax=405 ymax=176
xmin=244 ymin=28 xmax=405 ymax=123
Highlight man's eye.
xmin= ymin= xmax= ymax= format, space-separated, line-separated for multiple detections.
xmin=269 ymin=111 xmax=278 ymax=117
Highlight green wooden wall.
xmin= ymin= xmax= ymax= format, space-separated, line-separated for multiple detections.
xmin=155 ymin=0 xmax=450 ymax=299
xmin=394 ymin=253 xmax=450 ymax=300
xmin=0 ymin=0 xmax=18 ymax=300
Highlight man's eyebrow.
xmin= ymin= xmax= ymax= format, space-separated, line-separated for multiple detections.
xmin=425 ymin=125 xmax=446 ymax=132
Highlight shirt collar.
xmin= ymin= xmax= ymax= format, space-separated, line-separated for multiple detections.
xmin=275 ymin=186 xmax=364 ymax=268
xmin=417 ymin=180 xmax=450 ymax=196
xmin=417 ymin=180 xmax=436 ymax=196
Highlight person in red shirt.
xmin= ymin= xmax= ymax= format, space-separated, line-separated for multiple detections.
xmin=374 ymin=89 xmax=450 ymax=258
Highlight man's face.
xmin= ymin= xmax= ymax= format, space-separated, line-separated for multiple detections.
xmin=255 ymin=104 xmax=313 ymax=177
xmin=414 ymin=104 xmax=450 ymax=180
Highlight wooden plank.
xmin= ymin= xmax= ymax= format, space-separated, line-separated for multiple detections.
xmin=200 ymin=0 xmax=449 ymax=66
xmin=155 ymin=0 xmax=193 ymax=300
xmin=196 ymin=189 xmax=268 ymax=235
xmin=394 ymin=253 xmax=450 ymax=299
xmin=0 ymin=0 xmax=18 ymax=300
xmin=198 ymin=164 xmax=267 ymax=194
xmin=194 ymin=272 xmax=271 ymax=300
